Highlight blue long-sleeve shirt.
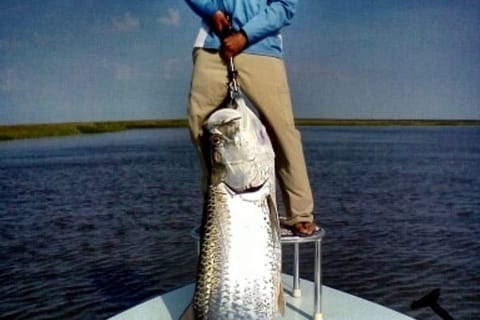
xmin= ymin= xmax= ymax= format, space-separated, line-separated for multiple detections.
xmin=185 ymin=0 xmax=297 ymax=58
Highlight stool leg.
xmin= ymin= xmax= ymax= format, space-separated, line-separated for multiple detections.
xmin=293 ymin=243 xmax=301 ymax=297
xmin=313 ymin=239 xmax=323 ymax=320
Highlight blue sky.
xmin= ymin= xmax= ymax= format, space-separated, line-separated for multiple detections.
xmin=0 ymin=0 xmax=479 ymax=124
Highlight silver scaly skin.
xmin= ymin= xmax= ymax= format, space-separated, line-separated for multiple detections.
xmin=193 ymin=98 xmax=283 ymax=320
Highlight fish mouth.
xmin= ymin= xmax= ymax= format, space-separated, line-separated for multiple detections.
xmin=224 ymin=180 xmax=267 ymax=194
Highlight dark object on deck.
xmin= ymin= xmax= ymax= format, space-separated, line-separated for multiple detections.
xmin=411 ymin=288 xmax=454 ymax=320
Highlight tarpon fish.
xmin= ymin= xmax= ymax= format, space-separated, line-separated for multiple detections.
xmin=193 ymin=97 xmax=284 ymax=319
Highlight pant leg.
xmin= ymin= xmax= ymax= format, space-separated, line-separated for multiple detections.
xmin=187 ymin=49 xmax=229 ymax=193
xmin=234 ymin=53 xmax=314 ymax=225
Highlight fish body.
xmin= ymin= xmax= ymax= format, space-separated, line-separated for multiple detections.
xmin=193 ymin=98 xmax=283 ymax=319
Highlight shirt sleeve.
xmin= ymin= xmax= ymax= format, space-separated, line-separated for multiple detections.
xmin=184 ymin=0 xmax=218 ymax=21
xmin=241 ymin=0 xmax=297 ymax=44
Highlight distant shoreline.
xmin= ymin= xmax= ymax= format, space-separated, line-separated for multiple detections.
xmin=1 ymin=118 xmax=479 ymax=141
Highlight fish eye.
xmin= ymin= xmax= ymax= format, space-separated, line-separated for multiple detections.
xmin=211 ymin=134 xmax=223 ymax=146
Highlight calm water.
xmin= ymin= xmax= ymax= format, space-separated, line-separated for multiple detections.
xmin=0 ymin=127 xmax=479 ymax=320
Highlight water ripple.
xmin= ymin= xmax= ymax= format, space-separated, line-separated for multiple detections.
xmin=1 ymin=127 xmax=479 ymax=319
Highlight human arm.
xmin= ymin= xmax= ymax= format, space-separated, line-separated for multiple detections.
xmin=221 ymin=0 xmax=297 ymax=59
xmin=240 ymin=0 xmax=297 ymax=45
xmin=184 ymin=0 xmax=218 ymax=21
xmin=185 ymin=0 xmax=232 ymax=38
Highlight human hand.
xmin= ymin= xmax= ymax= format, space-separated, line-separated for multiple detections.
xmin=211 ymin=11 xmax=231 ymax=38
xmin=221 ymin=31 xmax=248 ymax=60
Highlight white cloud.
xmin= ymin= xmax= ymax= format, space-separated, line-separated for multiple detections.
xmin=103 ymin=62 xmax=159 ymax=81
xmin=0 ymin=4 xmax=28 ymax=18
xmin=0 ymin=38 xmax=26 ymax=50
xmin=158 ymin=8 xmax=180 ymax=27
xmin=112 ymin=12 xmax=140 ymax=32
xmin=33 ymin=32 xmax=54 ymax=46
xmin=0 ymin=68 xmax=20 ymax=92
xmin=111 ymin=63 xmax=136 ymax=80
xmin=162 ymin=57 xmax=189 ymax=79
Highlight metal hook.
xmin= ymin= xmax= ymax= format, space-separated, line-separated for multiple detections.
xmin=227 ymin=57 xmax=240 ymax=103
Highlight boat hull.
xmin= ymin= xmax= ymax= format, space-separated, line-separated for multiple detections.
xmin=108 ymin=274 xmax=415 ymax=320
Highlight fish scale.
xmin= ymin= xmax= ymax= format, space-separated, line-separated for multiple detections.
xmin=192 ymin=99 xmax=283 ymax=319
xmin=194 ymin=183 xmax=280 ymax=319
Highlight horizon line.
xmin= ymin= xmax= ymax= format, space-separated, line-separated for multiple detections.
xmin=1 ymin=118 xmax=479 ymax=141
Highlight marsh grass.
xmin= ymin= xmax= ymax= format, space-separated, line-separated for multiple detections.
xmin=1 ymin=119 xmax=478 ymax=141
xmin=0 ymin=120 xmax=188 ymax=141
xmin=294 ymin=118 xmax=480 ymax=126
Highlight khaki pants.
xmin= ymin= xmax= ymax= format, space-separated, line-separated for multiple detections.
xmin=187 ymin=49 xmax=313 ymax=225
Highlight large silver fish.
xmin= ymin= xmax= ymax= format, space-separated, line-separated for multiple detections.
xmin=192 ymin=97 xmax=284 ymax=320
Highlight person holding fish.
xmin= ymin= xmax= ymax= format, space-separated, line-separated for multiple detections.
xmin=185 ymin=0 xmax=318 ymax=237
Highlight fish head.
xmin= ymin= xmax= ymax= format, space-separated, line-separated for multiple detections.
xmin=204 ymin=101 xmax=274 ymax=193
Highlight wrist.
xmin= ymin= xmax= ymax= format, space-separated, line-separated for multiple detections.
xmin=239 ymin=29 xmax=249 ymax=45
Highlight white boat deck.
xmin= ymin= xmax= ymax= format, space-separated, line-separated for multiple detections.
xmin=109 ymin=274 xmax=415 ymax=320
